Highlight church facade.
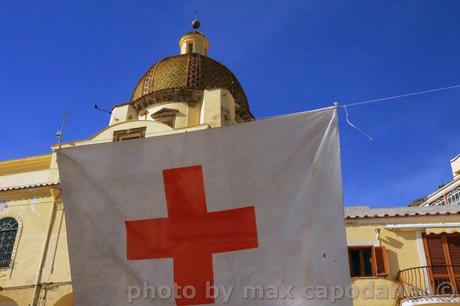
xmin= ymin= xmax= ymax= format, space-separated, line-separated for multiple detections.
xmin=0 ymin=23 xmax=254 ymax=306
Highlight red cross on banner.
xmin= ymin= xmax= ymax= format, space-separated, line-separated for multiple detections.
xmin=125 ymin=165 xmax=259 ymax=305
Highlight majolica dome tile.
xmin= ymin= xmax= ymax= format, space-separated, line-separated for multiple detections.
xmin=130 ymin=53 xmax=253 ymax=121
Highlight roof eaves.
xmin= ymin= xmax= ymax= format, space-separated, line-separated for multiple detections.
xmin=0 ymin=182 xmax=59 ymax=192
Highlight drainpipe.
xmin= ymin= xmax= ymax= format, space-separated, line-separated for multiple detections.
xmin=31 ymin=188 xmax=60 ymax=306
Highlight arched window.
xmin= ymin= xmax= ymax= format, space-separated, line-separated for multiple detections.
xmin=186 ymin=42 xmax=193 ymax=54
xmin=0 ymin=218 xmax=18 ymax=268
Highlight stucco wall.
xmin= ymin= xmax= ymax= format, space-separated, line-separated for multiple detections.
xmin=351 ymin=278 xmax=399 ymax=306
xmin=0 ymin=187 xmax=71 ymax=305
xmin=347 ymin=224 xmax=422 ymax=278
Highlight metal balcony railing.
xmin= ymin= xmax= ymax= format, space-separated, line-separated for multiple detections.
xmin=398 ymin=265 xmax=460 ymax=299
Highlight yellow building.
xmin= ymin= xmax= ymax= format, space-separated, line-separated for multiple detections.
xmin=346 ymin=204 xmax=460 ymax=306
xmin=0 ymin=155 xmax=69 ymax=306
xmin=0 ymin=20 xmax=459 ymax=306
xmin=344 ymin=156 xmax=460 ymax=306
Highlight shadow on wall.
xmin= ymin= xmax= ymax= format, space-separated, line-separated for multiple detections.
xmin=380 ymin=230 xmax=418 ymax=278
xmin=53 ymin=293 xmax=73 ymax=306
xmin=0 ymin=295 xmax=18 ymax=306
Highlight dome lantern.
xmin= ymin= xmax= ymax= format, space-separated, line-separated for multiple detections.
xmin=179 ymin=17 xmax=210 ymax=55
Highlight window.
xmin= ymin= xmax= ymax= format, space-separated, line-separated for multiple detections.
xmin=431 ymin=198 xmax=446 ymax=206
xmin=447 ymin=188 xmax=460 ymax=205
xmin=156 ymin=116 xmax=175 ymax=128
xmin=423 ymin=233 xmax=460 ymax=293
xmin=349 ymin=247 xmax=372 ymax=277
xmin=186 ymin=42 xmax=193 ymax=53
xmin=0 ymin=218 xmax=18 ymax=268
xmin=113 ymin=127 xmax=146 ymax=142
xmin=348 ymin=246 xmax=389 ymax=277
xmin=151 ymin=108 xmax=178 ymax=129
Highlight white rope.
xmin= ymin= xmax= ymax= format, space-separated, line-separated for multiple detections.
xmin=343 ymin=105 xmax=374 ymax=141
xmin=337 ymin=83 xmax=460 ymax=141
xmin=342 ymin=83 xmax=460 ymax=108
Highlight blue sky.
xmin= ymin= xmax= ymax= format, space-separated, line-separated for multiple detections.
xmin=0 ymin=0 xmax=459 ymax=207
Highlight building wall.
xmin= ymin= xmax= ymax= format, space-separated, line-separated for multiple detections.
xmin=347 ymin=224 xmax=422 ymax=277
xmin=451 ymin=155 xmax=460 ymax=179
xmin=346 ymin=215 xmax=460 ymax=306
xmin=109 ymin=89 xmax=236 ymax=129
xmin=346 ymin=223 xmax=419 ymax=306
xmin=0 ymin=185 xmax=72 ymax=305
xmin=350 ymin=278 xmax=399 ymax=306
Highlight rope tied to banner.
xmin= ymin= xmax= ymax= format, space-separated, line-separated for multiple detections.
xmin=335 ymin=83 xmax=460 ymax=141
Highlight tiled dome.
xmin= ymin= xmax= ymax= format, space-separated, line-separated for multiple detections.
xmin=130 ymin=53 xmax=253 ymax=121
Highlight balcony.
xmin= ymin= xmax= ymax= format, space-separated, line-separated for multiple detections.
xmin=398 ymin=265 xmax=460 ymax=305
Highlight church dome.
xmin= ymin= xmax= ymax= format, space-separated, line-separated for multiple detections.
xmin=130 ymin=51 xmax=253 ymax=121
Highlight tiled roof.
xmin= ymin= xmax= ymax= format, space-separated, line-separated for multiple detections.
xmin=345 ymin=205 xmax=460 ymax=219
xmin=0 ymin=182 xmax=59 ymax=192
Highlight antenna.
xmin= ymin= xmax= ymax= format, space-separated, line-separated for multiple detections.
xmin=56 ymin=111 xmax=67 ymax=149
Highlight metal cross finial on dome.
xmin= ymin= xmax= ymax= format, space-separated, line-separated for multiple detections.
xmin=192 ymin=12 xmax=200 ymax=30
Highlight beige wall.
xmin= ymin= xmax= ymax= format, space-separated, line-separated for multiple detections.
xmin=452 ymin=155 xmax=460 ymax=179
xmin=110 ymin=89 xmax=236 ymax=130
xmin=347 ymin=224 xmax=422 ymax=278
xmin=350 ymin=278 xmax=399 ymax=306
xmin=0 ymin=186 xmax=71 ymax=305
xmin=143 ymin=102 xmax=192 ymax=128
xmin=200 ymin=89 xmax=236 ymax=127
xmin=109 ymin=104 xmax=138 ymax=126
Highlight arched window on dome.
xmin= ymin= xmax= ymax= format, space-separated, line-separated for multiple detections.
xmin=186 ymin=42 xmax=193 ymax=54
xmin=0 ymin=218 xmax=18 ymax=268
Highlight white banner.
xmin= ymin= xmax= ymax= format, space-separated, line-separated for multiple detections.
xmin=58 ymin=107 xmax=351 ymax=306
